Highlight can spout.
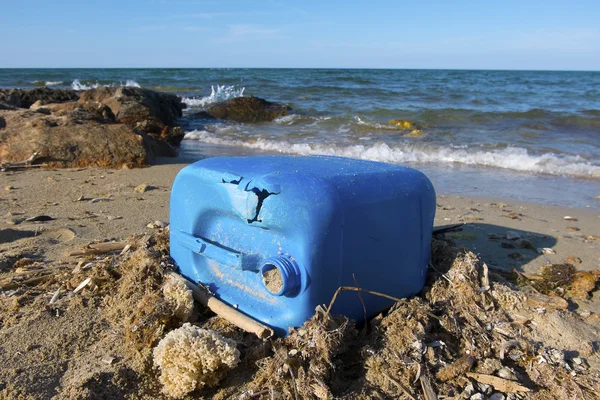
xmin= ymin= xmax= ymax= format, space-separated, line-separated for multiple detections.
xmin=260 ymin=255 xmax=301 ymax=296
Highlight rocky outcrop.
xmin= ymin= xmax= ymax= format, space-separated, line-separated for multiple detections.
xmin=207 ymin=96 xmax=291 ymax=122
xmin=0 ymin=109 xmax=147 ymax=168
xmin=78 ymin=86 xmax=185 ymax=147
xmin=0 ymin=87 xmax=187 ymax=167
xmin=0 ymin=87 xmax=80 ymax=109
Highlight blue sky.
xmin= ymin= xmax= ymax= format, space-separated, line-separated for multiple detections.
xmin=1 ymin=0 xmax=599 ymax=70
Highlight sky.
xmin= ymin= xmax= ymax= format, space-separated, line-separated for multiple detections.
xmin=1 ymin=0 xmax=599 ymax=70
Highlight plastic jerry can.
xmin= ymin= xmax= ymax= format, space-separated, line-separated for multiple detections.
xmin=170 ymin=155 xmax=436 ymax=336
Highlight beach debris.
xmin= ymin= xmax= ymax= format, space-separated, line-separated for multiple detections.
xmin=24 ymin=215 xmax=54 ymax=223
xmin=540 ymin=263 xmax=576 ymax=288
xmin=466 ymin=373 xmax=529 ymax=393
xmin=0 ymin=152 xmax=42 ymax=171
xmin=538 ymin=247 xmax=556 ymax=255
xmin=101 ymin=355 xmax=115 ymax=365
xmin=586 ymin=235 xmax=600 ymax=241
xmin=49 ymin=288 xmax=61 ymax=304
xmin=420 ymin=375 xmax=438 ymax=400
xmin=563 ymin=216 xmax=578 ymax=221
xmin=90 ymin=197 xmax=112 ymax=203
xmin=569 ymin=271 xmax=599 ymax=299
xmin=565 ymin=226 xmax=580 ymax=232
xmin=134 ymin=183 xmax=155 ymax=193
xmin=153 ymin=324 xmax=240 ymax=398
xmin=5 ymin=185 xmax=14 ymax=191
xmin=505 ymin=231 xmax=521 ymax=240
xmin=162 ymin=275 xmax=194 ymax=321
xmin=525 ymin=291 xmax=568 ymax=310
xmin=595 ymin=196 xmax=600 ymax=201
xmin=73 ymin=277 xmax=92 ymax=293
xmin=66 ymin=241 xmax=128 ymax=257
xmin=168 ymin=272 xmax=273 ymax=339
xmin=566 ymin=255 xmax=582 ymax=264
xmin=147 ymin=220 xmax=169 ymax=229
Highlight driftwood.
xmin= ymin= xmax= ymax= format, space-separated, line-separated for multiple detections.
xmin=0 ymin=152 xmax=42 ymax=171
xmin=466 ymin=372 xmax=530 ymax=393
xmin=168 ymin=272 xmax=274 ymax=339
xmin=383 ymin=372 xmax=417 ymax=400
xmin=0 ymin=274 xmax=54 ymax=290
xmin=66 ymin=242 xmax=128 ymax=257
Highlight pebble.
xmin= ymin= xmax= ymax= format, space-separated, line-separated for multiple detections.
xmin=147 ymin=220 xmax=169 ymax=229
xmin=134 ymin=183 xmax=154 ymax=193
xmin=566 ymin=226 xmax=580 ymax=232
xmin=539 ymin=248 xmax=556 ymax=255
xmin=5 ymin=186 xmax=14 ymax=191
xmin=490 ymin=394 xmax=506 ymax=400
xmin=497 ymin=367 xmax=517 ymax=381
xmin=470 ymin=394 xmax=485 ymax=400
xmin=505 ymin=231 xmax=521 ymax=240
xmin=563 ymin=216 xmax=578 ymax=221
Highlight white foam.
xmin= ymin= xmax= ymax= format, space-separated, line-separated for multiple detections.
xmin=71 ymin=79 xmax=141 ymax=91
xmin=183 ymin=130 xmax=600 ymax=179
xmin=31 ymin=80 xmax=63 ymax=86
xmin=182 ymin=85 xmax=245 ymax=108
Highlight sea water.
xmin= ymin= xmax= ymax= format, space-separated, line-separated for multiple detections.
xmin=1 ymin=68 xmax=598 ymax=208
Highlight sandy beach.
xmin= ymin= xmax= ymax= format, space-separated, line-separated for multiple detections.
xmin=3 ymin=161 xmax=598 ymax=264
xmin=0 ymin=159 xmax=599 ymax=400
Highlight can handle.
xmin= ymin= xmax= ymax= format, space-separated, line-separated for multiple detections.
xmin=173 ymin=230 xmax=253 ymax=270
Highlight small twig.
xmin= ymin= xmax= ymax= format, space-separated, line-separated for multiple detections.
xmin=325 ymin=285 xmax=405 ymax=319
xmin=429 ymin=263 xmax=454 ymax=286
xmin=289 ymin=367 xmax=299 ymax=400
xmin=249 ymin=389 xmax=269 ymax=398
xmin=383 ymin=372 xmax=417 ymax=400
xmin=352 ymin=273 xmax=367 ymax=327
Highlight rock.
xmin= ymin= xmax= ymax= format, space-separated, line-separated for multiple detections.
xmin=566 ymin=226 xmax=580 ymax=232
xmin=0 ymin=108 xmax=147 ymax=168
xmin=147 ymin=220 xmax=168 ymax=229
xmin=505 ymin=231 xmax=521 ymax=240
xmin=497 ymin=367 xmax=517 ymax=381
xmin=490 ymin=394 xmax=506 ymax=400
xmin=595 ymin=196 xmax=600 ymax=201
xmin=0 ymin=87 xmax=79 ymax=109
xmin=207 ymin=96 xmax=291 ymax=122
xmin=5 ymin=186 xmax=13 ymax=191
xmin=0 ymin=116 xmax=5 ymax=129
xmin=539 ymin=248 xmax=556 ymax=255
xmin=79 ymin=86 xmax=184 ymax=128
xmin=470 ymin=394 xmax=485 ymax=400
xmin=134 ymin=183 xmax=155 ymax=193
xmin=563 ymin=216 xmax=578 ymax=221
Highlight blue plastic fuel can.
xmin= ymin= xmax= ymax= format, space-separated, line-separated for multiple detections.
xmin=170 ymin=156 xmax=436 ymax=336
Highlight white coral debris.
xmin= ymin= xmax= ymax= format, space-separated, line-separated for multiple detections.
xmin=162 ymin=275 xmax=194 ymax=321
xmin=153 ymin=323 xmax=240 ymax=398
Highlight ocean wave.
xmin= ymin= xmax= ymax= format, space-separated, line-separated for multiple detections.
xmin=182 ymin=85 xmax=245 ymax=108
xmin=32 ymin=80 xmax=63 ymax=86
xmin=71 ymin=79 xmax=141 ymax=91
xmin=183 ymin=130 xmax=600 ymax=179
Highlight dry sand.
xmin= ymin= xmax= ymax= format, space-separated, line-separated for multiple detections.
xmin=1 ymin=161 xmax=600 ymax=399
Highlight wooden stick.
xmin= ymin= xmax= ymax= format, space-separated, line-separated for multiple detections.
xmin=66 ymin=242 xmax=128 ymax=257
xmin=466 ymin=372 xmax=530 ymax=393
xmin=0 ymin=274 xmax=54 ymax=290
xmin=419 ymin=376 xmax=438 ymax=400
xmin=383 ymin=372 xmax=417 ymax=400
xmin=0 ymin=152 xmax=41 ymax=170
xmin=168 ymin=272 xmax=274 ymax=339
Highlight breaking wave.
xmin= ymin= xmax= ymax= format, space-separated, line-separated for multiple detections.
xmin=71 ymin=79 xmax=141 ymax=91
xmin=32 ymin=80 xmax=63 ymax=86
xmin=183 ymin=130 xmax=600 ymax=179
xmin=182 ymin=85 xmax=245 ymax=108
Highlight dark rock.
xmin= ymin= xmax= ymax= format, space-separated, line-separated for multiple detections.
xmin=79 ymin=87 xmax=184 ymax=127
xmin=0 ymin=116 xmax=5 ymax=130
xmin=0 ymin=102 xmax=18 ymax=111
xmin=191 ymin=111 xmax=216 ymax=120
xmin=0 ymin=87 xmax=79 ymax=109
xmin=207 ymin=96 xmax=291 ymax=122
